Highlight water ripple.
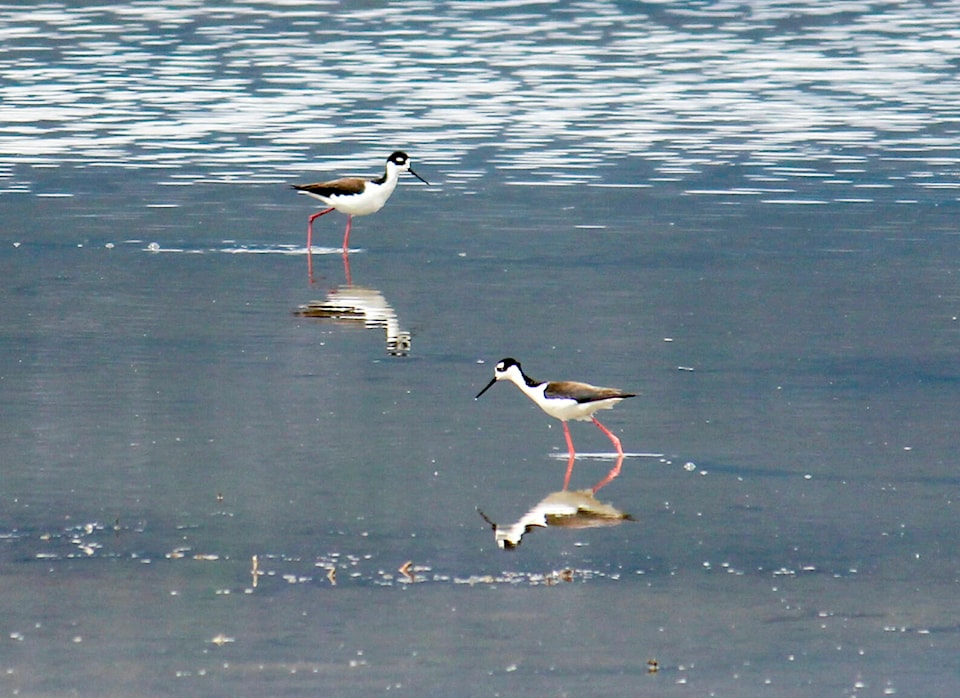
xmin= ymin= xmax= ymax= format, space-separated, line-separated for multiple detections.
xmin=0 ymin=1 xmax=956 ymax=202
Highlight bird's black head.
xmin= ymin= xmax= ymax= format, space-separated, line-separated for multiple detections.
xmin=387 ymin=151 xmax=429 ymax=185
xmin=476 ymin=357 xmax=525 ymax=399
xmin=495 ymin=357 xmax=521 ymax=374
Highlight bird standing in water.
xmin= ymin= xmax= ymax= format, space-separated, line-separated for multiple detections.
xmin=476 ymin=357 xmax=636 ymax=490
xmin=291 ymin=151 xmax=429 ymax=253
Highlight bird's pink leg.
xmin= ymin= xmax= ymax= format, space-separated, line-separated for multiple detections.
xmin=305 ymin=207 xmax=334 ymax=285
xmin=589 ymin=417 xmax=625 ymax=491
xmin=592 ymin=417 xmax=624 ymax=456
xmin=342 ymin=214 xmax=353 ymax=253
xmin=592 ymin=452 xmax=624 ymax=493
xmin=561 ymin=421 xmax=576 ymax=490
xmin=307 ymin=207 xmax=335 ymax=250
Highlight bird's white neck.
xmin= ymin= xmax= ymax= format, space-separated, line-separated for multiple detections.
xmin=377 ymin=162 xmax=401 ymax=187
xmin=503 ymin=368 xmax=546 ymax=405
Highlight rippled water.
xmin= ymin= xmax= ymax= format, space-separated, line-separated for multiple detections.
xmin=3 ymin=2 xmax=960 ymax=696
xmin=2 ymin=0 xmax=958 ymax=199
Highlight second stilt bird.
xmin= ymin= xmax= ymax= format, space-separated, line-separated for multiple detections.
xmin=291 ymin=151 xmax=429 ymax=253
xmin=475 ymin=358 xmax=636 ymax=490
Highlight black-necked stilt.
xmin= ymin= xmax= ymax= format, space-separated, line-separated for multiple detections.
xmin=475 ymin=358 xmax=635 ymax=490
xmin=291 ymin=151 xmax=428 ymax=253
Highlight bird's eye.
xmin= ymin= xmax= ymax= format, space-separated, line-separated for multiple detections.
xmin=496 ymin=361 xmax=506 ymax=371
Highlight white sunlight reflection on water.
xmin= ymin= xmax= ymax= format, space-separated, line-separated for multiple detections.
xmin=0 ymin=0 xmax=957 ymax=202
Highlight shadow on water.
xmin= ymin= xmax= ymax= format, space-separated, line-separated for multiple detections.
xmin=295 ymin=254 xmax=411 ymax=357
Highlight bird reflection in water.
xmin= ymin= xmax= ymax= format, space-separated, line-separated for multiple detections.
xmin=478 ymin=487 xmax=631 ymax=550
xmin=295 ymin=255 xmax=411 ymax=356
xmin=478 ymin=453 xmax=630 ymax=549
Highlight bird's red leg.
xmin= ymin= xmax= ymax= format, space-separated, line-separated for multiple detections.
xmin=562 ymin=421 xmax=576 ymax=490
xmin=589 ymin=417 xmax=625 ymax=491
xmin=592 ymin=417 xmax=624 ymax=456
xmin=307 ymin=207 xmax=335 ymax=251
xmin=305 ymin=207 xmax=335 ymax=284
xmin=342 ymin=214 xmax=353 ymax=253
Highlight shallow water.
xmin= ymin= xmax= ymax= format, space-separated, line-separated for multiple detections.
xmin=3 ymin=1 xmax=960 ymax=696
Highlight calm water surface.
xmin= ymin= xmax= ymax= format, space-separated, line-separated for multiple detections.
xmin=2 ymin=1 xmax=960 ymax=696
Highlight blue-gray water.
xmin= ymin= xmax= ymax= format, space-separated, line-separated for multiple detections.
xmin=3 ymin=2 xmax=960 ymax=696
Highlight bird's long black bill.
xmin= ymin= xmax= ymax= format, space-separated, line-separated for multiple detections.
xmin=409 ymin=167 xmax=430 ymax=186
xmin=475 ymin=377 xmax=497 ymax=399
xmin=476 ymin=508 xmax=497 ymax=530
